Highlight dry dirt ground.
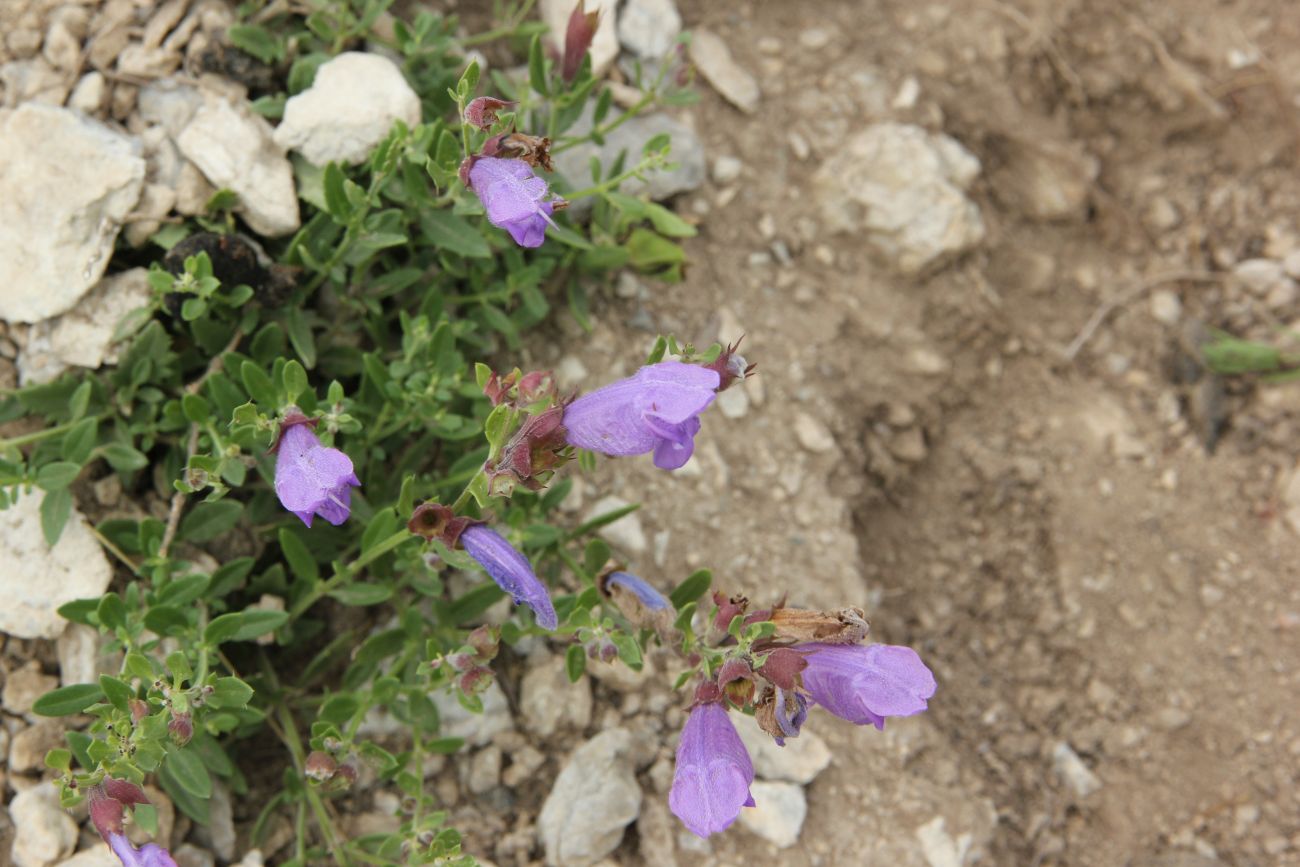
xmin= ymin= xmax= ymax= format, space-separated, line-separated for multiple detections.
xmin=534 ymin=0 xmax=1300 ymax=865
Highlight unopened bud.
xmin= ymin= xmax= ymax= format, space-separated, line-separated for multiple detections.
xmin=305 ymin=751 xmax=337 ymax=782
xmin=167 ymin=712 xmax=193 ymax=746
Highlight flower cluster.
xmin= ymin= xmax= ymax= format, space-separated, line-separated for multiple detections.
xmin=459 ymin=96 xmax=565 ymax=248
xmin=269 ymin=342 xmax=936 ymax=842
xmin=668 ymin=598 xmax=936 ymax=837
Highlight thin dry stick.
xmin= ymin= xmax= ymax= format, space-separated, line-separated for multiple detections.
xmin=157 ymin=328 xmax=244 ymax=559
xmin=1062 ymin=271 xmax=1222 ymax=361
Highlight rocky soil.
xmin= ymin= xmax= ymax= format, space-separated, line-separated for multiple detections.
xmin=3 ymin=0 xmax=1300 ymax=866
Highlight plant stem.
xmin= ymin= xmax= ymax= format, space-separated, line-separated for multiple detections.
xmin=0 ymin=417 xmax=101 ymax=449
xmin=563 ymin=153 xmax=665 ymax=201
xmin=287 ymin=528 xmax=415 ymax=620
xmin=275 ymin=703 xmax=351 ymax=866
xmin=552 ymin=91 xmax=655 ymax=155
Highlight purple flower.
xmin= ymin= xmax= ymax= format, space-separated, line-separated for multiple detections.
xmin=460 ymin=524 xmax=558 ymax=629
xmin=772 ymin=686 xmax=808 ymax=745
xmin=668 ymin=702 xmax=755 ymax=838
xmin=274 ymin=421 xmax=361 ymax=528
xmin=605 ymin=571 xmax=670 ymax=610
xmin=109 ymin=835 xmax=179 ymax=867
xmin=799 ymin=643 xmax=936 ymax=730
xmin=563 ymin=362 xmax=720 ymax=470
xmin=468 ymin=157 xmax=561 ymax=248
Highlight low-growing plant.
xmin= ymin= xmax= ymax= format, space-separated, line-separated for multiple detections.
xmin=0 ymin=2 xmax=935 ymax=865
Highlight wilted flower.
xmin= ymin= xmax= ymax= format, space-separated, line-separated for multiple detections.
xmin=407 ymin=501 xmax=473 ymax=546
xmin=464 ymin=96 xmax=515 ymax=130
xmin=468 ymin=156 xmax=563 ymax=248
xmin=564 ymin=361 xmax=720 ymax=470
xmin=704 ymin=337 xmax=756 ymax=392
xmin=603 ymin=570 xmax=670 ymax=610
xmin=88 ymin=780 xmax=178 ymax=867
xmin=273 ymin=416 xmax=360 ymax=528
xmin=668 ymin=701 xmax=755 ymax=837
xmin=167 ymin=711 xmax=192 ymax=746
xmin=798 ymin=643 xmax=936 ymax=730
xmin=485 ymin=406 xmax=571 ymax=495
xmin=755 ymin=685 xmax=808 ymax=746
xmin=460 ymin=524 xmax=558 ymax=629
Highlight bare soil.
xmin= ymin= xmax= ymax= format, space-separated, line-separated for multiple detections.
xmin=541 ymin=0 xmax=1300 ymax=864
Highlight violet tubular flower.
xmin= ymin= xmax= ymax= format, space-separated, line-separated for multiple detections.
xmin=468 ymin=156 xmax=562 ymax=248
xmin=605 ymin=571 xmax=670 ymax=611
xmin=273 ymin=421 xmax=361 ymax=528
xmin=799 ymin=643 xmax=936 ymax=730
xmin=669 ymin=701 xmax=756 ymax=838
xmin=564 ymin=361 xmax=721 ymax=470
xmin=108 ymin=836 xmax=179 ymax=867
xmin=460 ymin=524 xmax=558 ymax=629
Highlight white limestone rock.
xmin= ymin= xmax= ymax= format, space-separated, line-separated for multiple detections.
xmin=0 ymin=491 xmax=113 ymax=640
xmin=0 ymin=104 xmax=145 ymax=323
xmin=176 ymin=91 xmax=299 ymax=237
xmin=273 ymin=52 xmax=422 ymax=166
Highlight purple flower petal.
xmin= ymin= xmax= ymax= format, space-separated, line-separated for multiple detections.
xmin=469 ymin=157 xmax=559 ymax=249
xmin=799 ymin=643 xmax=936 ymax=730
xmin=668 ymin=702 xmax=755 ymax=837
xmin=110 ymin=834 xmax=179 ymax=867
xmin=274 ymin=423 xmax=360 ymax=528
xmin=605 ymin=571 xmax=671 ymax=610
xmin=461 ymin=525 xmax=558 ymax=629
xmin=564 ymin=362 xmax=719 ymax=470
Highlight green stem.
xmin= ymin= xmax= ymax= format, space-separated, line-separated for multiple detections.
xmin=552 ymin=91 xmax=655 ymax=155
xmin=275 ymin=703 xmax=351 ymax=866
xmin=0 ymin=417 xmax=100 ymax=449
xmin=563 ymin=154 xmax=665 ymax=200
xmin=287 ymin=528 xmax=414 ymax=621
xmin=459 ymin=0 xmax=536 ymax=46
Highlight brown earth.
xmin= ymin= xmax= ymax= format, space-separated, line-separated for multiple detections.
xmin=536 ymin=0 xmax=1300 ymax=865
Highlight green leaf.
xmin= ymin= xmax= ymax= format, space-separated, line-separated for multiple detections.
xmin=32 ymin=683 xmax=104 ymax=716
xmin=39 ymin=487 xmax=72 ymax=546
xmin=669 ymin=569 xmax=712 ymax=611
xmin=157 ymin=574 xmax=210 ymax=607
xmin=327 ymin=583 xmax=393 ymax=606
xmin=612 ymin=633 xmax=642 ymax=670
xmin=208 ymin=557 xmax=254 ymax=598
xmin=281 ymin=360 xmax=308 ymax=401
xmin=445 ymin=582 xmax=506 ymax=624
xmin=181 ymin=393 xmax=212 ymax=424
xmin=483 ymin=404 xmax=511 ymax=449
xmin=179 ymin=500 xmax=243 ymax=542
xmin=143 ymin=605 xmax=191 ymax=637
xmin=528 ymin=34 xmax=548 ymax=96
xmin=568 ymin=502 xmax=639 ymax=539
xmin=284 ymin=307 xmax=317 ymax=369
xmin=421 ymin=210 xmax=491 ymax=258
xmin=643 ymin=201 xmax=697 ymax=238
xmin=159 ymin=759 xmax=210 ymax=824
xmin=60 ymin=418 xmax=98 ymax=464
xmin=45 ymin=748 xmax=72 ymax=772
xmin=97 ymin=593 xmax=127 ymax=630
xmin=645 ymin=335 xmax=668 ymax=364
xmin=165 ymin=745 xmax=212 ymax=799
xmin=101 ymin=443 xmax=149 ymax=472
xmin=207 ymin=676 xmax=254 ymax=709
xmin=227 ymin=23 xmax=284 ymax=63
xmin=240 ymin=360 xmax=278 ymax=406
xmin=279 ymin=528 xmax=319 ymax=584
xmin=204 ymin=609 xmax=288 ymax=645
xmin=565 ymin=644 xmax=587 ymax=683
xmin=322 ymin=162 xmax=349 ymax=221
xmin=36 ymin=461 xmax=81 ymax=492
xmin=99 ymin=675 xmax=134 ymax=712
xmin=457 ymin=59 xmax=480 ymax=97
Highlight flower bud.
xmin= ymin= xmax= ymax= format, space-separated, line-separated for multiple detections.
xmin=463 ymin=96 xmax=515 ymax=130
xmin=407 ymin=502 xmax=472 ymax=547
xmin=305 ymin=751 xmax=337 ymax=782
xmin=128 ymin=699 xmax=150 ymax=723
xmin=167 ymin=712 xmax=193 ymax=746
xmin=717 ymin=657 xmax=755 ymax=706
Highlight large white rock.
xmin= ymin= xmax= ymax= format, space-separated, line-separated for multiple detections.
xmin=10 ymin=783 xmax=78 ymax=867
xmin=738 ymin=781 xmax=807 ymax=848
xmin=0 ymin=104 xmax=145 ymax=323
xmin=538 ymin=728 xmax=643 ymax=866
xmin=17 ymin=269 xmax=153 ymax=385
xmin=177 ymin=91 xmax=299 ymax=237
xmin=736 ymin=720 xmax=832 ymax=784
xmin=814 ymin=122 xmax=984 ymax=275
xmin=0 ymin=491 xmax=113 ymax=640
xmin=541 ymin=0 xmax=619 ymax=78
xmin=617 ymin=0 xmax=681 ymax=58
xmin=273 ymin=52 xmax=422 ymax=166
